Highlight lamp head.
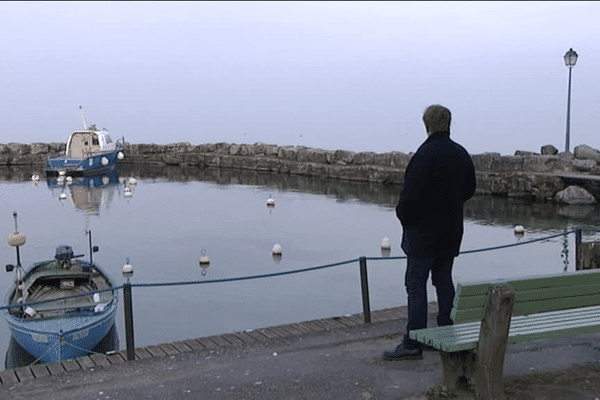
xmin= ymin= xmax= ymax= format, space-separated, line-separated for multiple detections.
xmin=564 ymin=48 xmax=578 ymax=67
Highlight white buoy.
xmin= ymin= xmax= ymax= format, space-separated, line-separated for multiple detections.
xmin=122 ymin=258 xmax=133 ymax=279
xmin=128 ymin=177 xmax=137 ymax=186
xmin=31 ymin=174 xmax=40 ymax=182
xmin=66 ymin=176 xmax=73 ymax=185
xmin=101 ymin=157 xmax=109 ymax=166
xmin=267 ymin=195 xmax=275 ymax=207
xmin=514 ymin=225 xmax=525 ymax=235
xmin=117 ymin=151 xmax=125 ymax=160
xmin=272 ymin=242 xmax=282 ymax=255
xmin=381 ymin=236 xmax=391 ymax=250
xmin=199 ymin=249 xmax=210 ymax=266
xmin=59 ymin=193 xmax=67 ymax=201
xmin=58 ymin=170 xmax=66 ymax=177
xmin=124 ymin=186 xmax=132 ymax=198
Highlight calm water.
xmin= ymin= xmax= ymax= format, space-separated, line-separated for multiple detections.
xmin=1 ymin=165 xmax=599 ymax=369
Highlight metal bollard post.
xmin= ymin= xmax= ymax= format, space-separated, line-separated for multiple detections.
xmin=575 ymin=228 xmax=582 ymax=271
xmin=123 ymin=281 xmax=135 ymax=361
xmin=359 ymin=257 xmax=372 ymax=324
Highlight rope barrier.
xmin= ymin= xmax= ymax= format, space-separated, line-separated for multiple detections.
xmin=459 ymin=230 xmax=576 ymax=255
xmin=131 ymin=257 xmax=361 ymax=288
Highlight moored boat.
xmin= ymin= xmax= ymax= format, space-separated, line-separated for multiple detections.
xmin=3 ymin=213 xmax=118 ymax=364
xmin=45 ymin=107 xmax=126 ymax=177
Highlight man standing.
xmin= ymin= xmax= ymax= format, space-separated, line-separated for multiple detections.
xmin=383 ymin=105 xmax=476 ymax=360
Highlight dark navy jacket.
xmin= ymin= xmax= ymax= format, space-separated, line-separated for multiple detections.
xmin=396 ymin=132 xmax=476 ymax=257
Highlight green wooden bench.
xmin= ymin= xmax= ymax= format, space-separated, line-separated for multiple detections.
xmin=409 ymin=269 xmax=600 ymax=400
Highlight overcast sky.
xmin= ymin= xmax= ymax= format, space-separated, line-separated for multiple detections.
xmin=1 ymin=1 xmax=599 ymax=155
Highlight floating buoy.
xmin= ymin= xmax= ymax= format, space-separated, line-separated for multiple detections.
xmin=128 ymin=177 xmax=137 ymax=186
xmin=514 ymin=225 xmax=525 ymax=235
xmin=267 ymin=195 xmax=275 ymax=207
xmin=381 ymin=236 xmax=391 ymax=250
xmin=101 ymin=157 xmax=109 ymax=166
xmin=58 ymin=170 xmax=66 ymax=176
xmin=124 ymin=186 xmax=132 ymax=198
xmin=272 ymin=242 xmax=282 ymax=255
xmin=66 ymin=176 xmax=73 ymax=185
xmin=31 ymin=174 xmax=40 ymax=182
xmin=122 ymin=258 xmax=133 ymax=279
xmin=59 ymin=193 xmax=67 ymax=201
xmin=199 ymin=249 xmax=210 ymax=266
xmin=117 ymin=151 xmax=125 ymax=160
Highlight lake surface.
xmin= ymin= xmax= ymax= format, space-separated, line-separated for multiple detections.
xmin=1 ymin=165 xmax=599 ymax=369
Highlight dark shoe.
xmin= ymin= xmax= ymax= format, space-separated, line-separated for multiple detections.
xmin=382 ymin=343 xmax=423 ymax=361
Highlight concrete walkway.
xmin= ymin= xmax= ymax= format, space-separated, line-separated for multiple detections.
xmin=1 ymin=305 xmax=600 ymax=400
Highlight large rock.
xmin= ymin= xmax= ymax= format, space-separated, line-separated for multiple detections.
xmin=333 ymin=150 xmax=356 ymax=165
xmin=541 ymin=145 xmax=559 ymax=155
xmin=574 ymin=145 xmax=600 ymax=163
xmin=30 ymin=143 xmax=49 ymax=155
xmin=522 ymin=155 xmax=570 ymax=173
xmin=554 ymin=185 xmax=597 ymax=205
xmin=7 ymin=143 xmax=31 ymax=155
xmin=572 ymin=159 xmax=597 ymax=172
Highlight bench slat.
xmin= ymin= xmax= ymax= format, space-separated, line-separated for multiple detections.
xmin=410 ymin=305 xmax=600 ymax=352
xmin=453 ymin=293 xmax=600 ymax=322
xmin=455 ymin=283 xmax=600 ymax=311
xmin=454 ymin=270 xmax=600 ymax=298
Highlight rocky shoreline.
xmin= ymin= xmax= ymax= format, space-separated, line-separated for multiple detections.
xmin=3 ymin=141 xmax=600 ymax=203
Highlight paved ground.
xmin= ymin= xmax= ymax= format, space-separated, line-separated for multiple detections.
xmin=2 ymin=310 xmax=600 ymax=400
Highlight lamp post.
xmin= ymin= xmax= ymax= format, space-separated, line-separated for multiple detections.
xmin=564 ymin=48 xmax=578 ymax=153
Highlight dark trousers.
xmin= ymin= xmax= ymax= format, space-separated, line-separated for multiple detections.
xmin=404 ymin=256 xmax=455 ymax=349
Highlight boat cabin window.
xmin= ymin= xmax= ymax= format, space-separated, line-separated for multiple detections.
xmin=105 ymin=135 xmax=112 ymax=144
xmin=67 ymin=132 xmax=101 ymax=159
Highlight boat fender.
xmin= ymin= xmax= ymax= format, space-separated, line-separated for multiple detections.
xmin=24 ymin=307 xmax=37 ymax=318
xmin=94 ymin=303 xmax=108 ymax=313
xmin=118 ymin=152 xmax=125 ymax=160
xmin=101 ymin=157 xmax=109 ymax=166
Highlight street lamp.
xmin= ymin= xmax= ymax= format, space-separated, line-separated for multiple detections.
xmin=564 ymin=48 xmax=578 ymax=153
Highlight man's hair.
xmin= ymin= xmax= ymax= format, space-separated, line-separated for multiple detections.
xmin=423 ymin=105 xmax=451 ymax=133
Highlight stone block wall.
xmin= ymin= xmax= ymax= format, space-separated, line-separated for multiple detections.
xmin=1 ymin=141 xmax=597 ymax=202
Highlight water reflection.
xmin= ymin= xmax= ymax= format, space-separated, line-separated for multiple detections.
xmin=5 ymin=324 xmax=119 ymax=370
xmin=4 ymin=164 xmax=600 ymax=232
xmin=464 ymin=196 xmax=600 ymax=232
xmin=45 ymin=170 xmax=127 ymax=231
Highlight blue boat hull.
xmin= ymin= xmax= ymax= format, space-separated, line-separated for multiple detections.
xmin=4 ymin=302 xmax=118 ymax=363
xmin=45 ymin=150 xmax=121 ymax=177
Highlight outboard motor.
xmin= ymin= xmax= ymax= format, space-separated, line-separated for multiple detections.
xmin=55 ymin=245 xmax=75 ymax=268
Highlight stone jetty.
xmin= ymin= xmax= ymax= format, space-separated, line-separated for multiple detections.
xmin=3 ymin=141 xmax=600 ymax=202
